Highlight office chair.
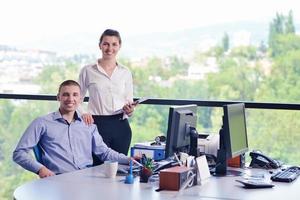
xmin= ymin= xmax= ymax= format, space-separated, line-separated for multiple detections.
xmin=33 ymin=144 xmax=43 ymax=164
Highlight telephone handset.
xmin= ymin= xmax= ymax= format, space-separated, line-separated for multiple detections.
xmin=249 ymin=150 xmax=282 ymax=169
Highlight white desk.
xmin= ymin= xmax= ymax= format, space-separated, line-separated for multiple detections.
xmin=14 ymin=165 xmax=300 ymax=200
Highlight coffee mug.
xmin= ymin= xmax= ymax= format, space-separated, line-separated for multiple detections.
xmin=103 ymin=161 xmax=118 ymax=178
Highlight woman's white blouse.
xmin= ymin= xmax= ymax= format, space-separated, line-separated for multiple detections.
xmin=78 ymin=62 xmax=133 ymax=115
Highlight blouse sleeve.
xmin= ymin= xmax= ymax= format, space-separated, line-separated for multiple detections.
xmin=78 ymin=66 xmax=88 ymax=114
xmin=125 ymin=70 xmax=134 ymax=103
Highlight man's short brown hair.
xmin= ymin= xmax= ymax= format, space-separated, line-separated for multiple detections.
xmin=58 ymin=80 xmax=81 ymax=93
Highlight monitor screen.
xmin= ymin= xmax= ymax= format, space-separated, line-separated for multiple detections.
xmin=225 ymin=103 xmax=248 ymax=158
xmin=214 ymin=103 xmax=248 ymax=176
xmin=165 ymin=104 xmax=197 ymax=159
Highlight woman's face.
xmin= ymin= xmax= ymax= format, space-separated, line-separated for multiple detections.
xmin=99 ymin=35 xmax=121 ymax=59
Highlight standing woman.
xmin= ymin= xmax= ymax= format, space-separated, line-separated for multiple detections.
xmin=78 ymin=29 xmax=135 ymax=164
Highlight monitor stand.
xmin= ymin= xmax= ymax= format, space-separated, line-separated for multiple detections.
xmin=211 ymin=146 xmax=244 ymax=177
xmin=211 ymin=169 xmax=243 ymax=177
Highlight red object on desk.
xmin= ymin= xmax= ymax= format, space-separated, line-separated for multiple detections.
xmin=228 ymin=154 xmax=245 ymax=168
xmin=159 ymin=166 xmax=192 ymax=191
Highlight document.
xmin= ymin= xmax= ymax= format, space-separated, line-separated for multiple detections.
xmin=196 ymin=155 xmax=211 ymax=185
xmin=112 ymin=97 xmax=148 ymax=115
xmin=132 ymin=97 xmax=148 ymax=105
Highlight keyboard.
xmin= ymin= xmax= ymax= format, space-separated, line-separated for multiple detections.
xmin=271 ymin=166 xmax=300 ymax=182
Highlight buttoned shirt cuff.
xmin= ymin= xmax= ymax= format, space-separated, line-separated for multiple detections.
xmin=122 ymin=113 xmax=129 ymax=120
xmin=118 ymin=155 xmax=130 ymax=165
xmin=33 ymin=162 xmax=44 ymax=174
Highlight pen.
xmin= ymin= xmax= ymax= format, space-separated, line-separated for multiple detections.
xmin=132 ymin=159 xmax=144 ymax=167
xmin=174 ymin=153 xmax=182 ymax=166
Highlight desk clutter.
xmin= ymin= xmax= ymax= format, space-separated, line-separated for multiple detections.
xmin=121 ymin=149 xmax=213 ymax=191
xmin=132 ymin=136 xmax=166 ymax=161
xmin=127 ymin=134 xmax=300 ymax=191
xmin=159 ymin=166 xmax=197 ymax=191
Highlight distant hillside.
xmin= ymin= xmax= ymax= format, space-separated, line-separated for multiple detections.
xmin=124 ymin=21 xmax=271 ymax=59
xmin=10 ymin=21 xmax=300 ymax=59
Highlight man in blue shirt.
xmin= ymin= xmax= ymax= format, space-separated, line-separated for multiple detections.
xmin=13 ymin=80 xmax=130 ymax=178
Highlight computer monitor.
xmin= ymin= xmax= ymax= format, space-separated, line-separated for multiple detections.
xmin=214 ymin=103 xmax=249 ymax=176
xmin=165 ymin=104 xmax=198 ymax=159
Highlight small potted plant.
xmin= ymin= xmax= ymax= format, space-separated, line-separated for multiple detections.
xmin=140 ymin=157 xmax=154 ymax=183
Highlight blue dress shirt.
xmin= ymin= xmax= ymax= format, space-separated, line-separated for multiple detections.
xmin=13 ymin=111 xmax=129 ymax=175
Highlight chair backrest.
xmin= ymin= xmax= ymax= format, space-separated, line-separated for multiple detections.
xmin=33 ymin=144 xmax=43 ymax=164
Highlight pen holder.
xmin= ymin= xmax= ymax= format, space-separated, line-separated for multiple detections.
xmin=140 ymin=167 xmax=153 ymax=183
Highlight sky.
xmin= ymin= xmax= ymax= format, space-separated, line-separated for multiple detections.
xmin=0 ymin=0 xmax=299 ymax=47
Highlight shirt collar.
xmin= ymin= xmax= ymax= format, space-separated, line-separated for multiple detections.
xmin=94 ymin=60 xmax=124 ymax=72
xmin=53 ymin=110 xmax=82 ymax=122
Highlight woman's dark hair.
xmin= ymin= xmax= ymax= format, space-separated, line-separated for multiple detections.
xmin=99 ymin=29 xmax=122 ymax=45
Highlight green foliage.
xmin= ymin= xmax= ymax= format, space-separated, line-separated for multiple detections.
xmin=258 ymin=50 xmax=300 ymax=102
xmin=143 ymin=157 xmax=154 ymax=171
xmin=270 ymin=34 xmax=300 ymax=58
xmin=248 ymin=109 xmax=300 ymax=165
xmin=207 ymin=54 xmax=264 ymax=101
xmin=258 ymin=41 xmax=267 ymax=54
xmin=35 ymin=62 xmax=80 ymax=94
xmin=2 ymin=12 xmax=300 ymax=199
xmin=285 ymin=10 xmax=295 ymax=34
xmin=230 ymin=46 xmax=258 ymax=60
xmin=222 ymin=32 xmax=230 ymax=52
xmin=268 ymin=10 xmax=296 ymax=57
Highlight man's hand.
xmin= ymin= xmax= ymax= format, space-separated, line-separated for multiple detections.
xmin=38 ymin=166 xmax=55 ymax=178
xmin=82 ymin=113 xmax=94 ymax=125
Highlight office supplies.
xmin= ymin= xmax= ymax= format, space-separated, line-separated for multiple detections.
xmin=132 ymin=97 xmax=148 ymax=105
xmin=132 ymin=159 xmax=143 ymax=167
xmin=173 ymin=153 xmax=182 ymax=166
xmin=176 ymin=173 xmax=196 ymax=197
xmin=132 ymin=142 xmax=165 ymax=161
xmin=153 ymin=159 xmax=178 ymax=173
xmin=159 ymin=166 xmax=196 ymax=191
xmin=124 ymin=164 xmax=134 ymax=183
xmin=118 ymin=165 xmax=140 ymax=174
xmin=186 ymin=156 xmax=195 ymax=168
xmin=112 ymin=97 xmax=148 ymax=115
xmin=235 ymin=179 xmax=274 ymax=188
xmin=195 ymin=155 xmax=211 ymax=184
xmin=125 ymin=149 xmax=135 ymax=184
xmin=14 ymin=163 xmax=300 ymax=200
xmin=249 ymin=150 xmax=283 ymax=169
xmin=271 ymin=166 xmax=300 ymax=182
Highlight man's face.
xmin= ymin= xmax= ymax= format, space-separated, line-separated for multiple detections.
xmin=57 ymin=85 xmax=81 ymax=113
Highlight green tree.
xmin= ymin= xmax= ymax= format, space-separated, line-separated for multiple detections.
xmin=258 ymin=41 xmax=267 ymax=54
xmin=222 ymin=32 xmax=230 ymax=52
xmin=207 ymin=56 xmax=263 ymax=101
xmin=285 ymin=10 xmax=295 ymax=34
xmin=35 ymin=62 xmax=80 ymax=93
xmin=270 ymin=34 xmax=300 ymax=58
xmin=167 ymin=56 xmax=189 ymax=77
xmin=268 ymin=11 xmax=296 ymax=57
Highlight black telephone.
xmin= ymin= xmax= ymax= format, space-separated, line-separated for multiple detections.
xmin=249 ymin=150 xmax=282 ymax=169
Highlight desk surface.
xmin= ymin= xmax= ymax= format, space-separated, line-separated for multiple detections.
xmin=14 ymin=165 xmax=300 ymax=200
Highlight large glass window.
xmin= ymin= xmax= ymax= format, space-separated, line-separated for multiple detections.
xmin=1 ymin=1 xmax=300 ymax=199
